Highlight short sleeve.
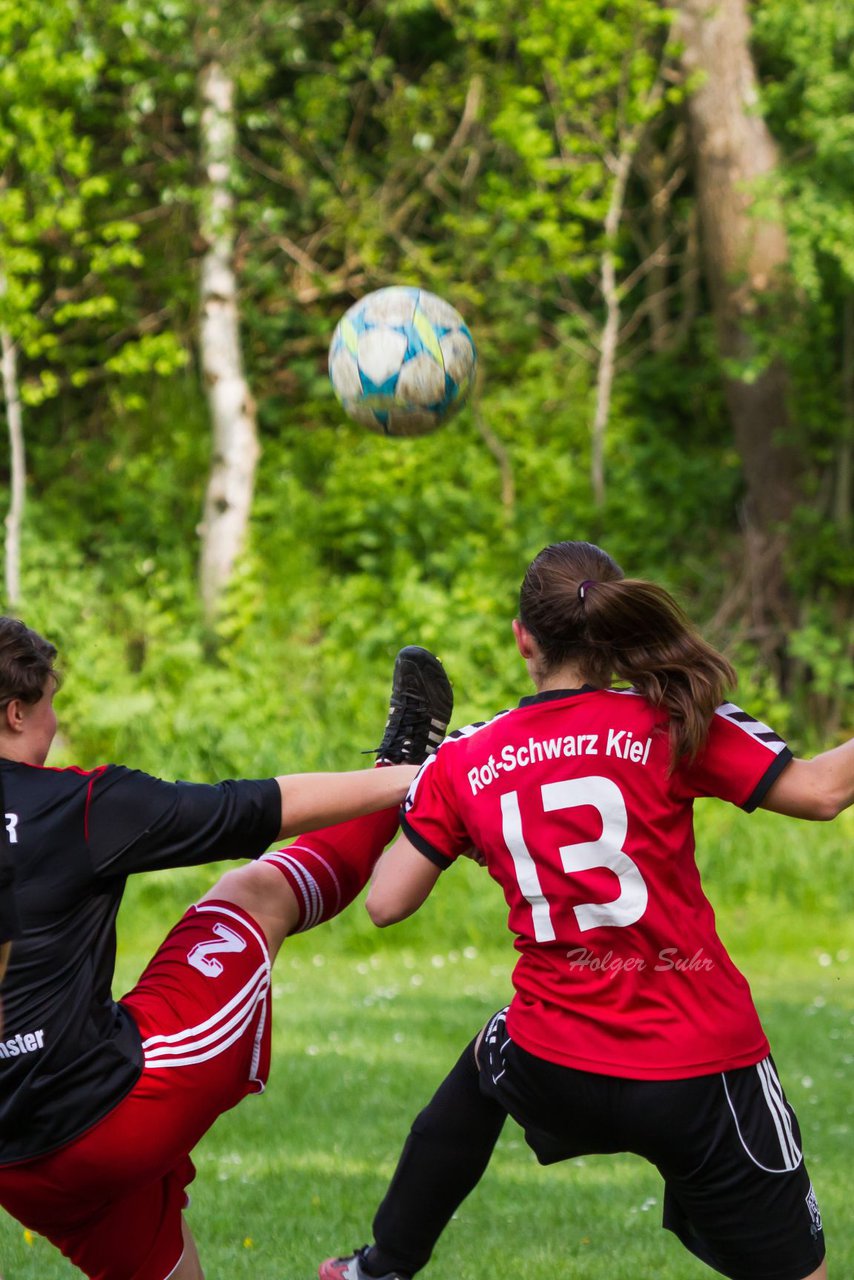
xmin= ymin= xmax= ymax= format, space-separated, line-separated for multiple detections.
xmin=676 ymin=702 xmax=793 ymax=812
xmin=86 ymin=766 xmax=282 ymax=874
xmin=400 ymin=743 xmax=472 ymax=869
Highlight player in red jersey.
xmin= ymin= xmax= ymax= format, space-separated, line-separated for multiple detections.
xmin=320 ymin=540 xmax=852 ymax=1280
xmin=0 ymin=618 xmax=452 ymax=1280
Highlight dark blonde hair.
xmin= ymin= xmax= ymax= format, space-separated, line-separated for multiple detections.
xmin=519 ymin=541 xmax=736 ymax=763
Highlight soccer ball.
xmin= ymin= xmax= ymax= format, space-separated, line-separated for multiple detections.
xmin=328 ymin=286 xmax=476 ymax=437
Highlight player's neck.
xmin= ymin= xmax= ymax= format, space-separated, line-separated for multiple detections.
xmin=533 ymin=663 xmax=593 ymax=694
xmin=0 ymin=738 xmax=41 ymax=764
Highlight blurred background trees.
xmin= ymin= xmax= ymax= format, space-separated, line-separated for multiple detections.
xmin=0 ymin=0 xmax=851 ymax=773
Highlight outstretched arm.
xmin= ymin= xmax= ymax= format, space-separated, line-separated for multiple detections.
xmin=760 ymin=738 xmax=854 ymax=820
xmin=365 ymin=831 xmax=442 ymax=926
xmin=275 ymin=764 xmax=417 ymax=840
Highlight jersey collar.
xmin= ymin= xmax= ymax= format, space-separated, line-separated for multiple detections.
xmin=518 ymin=685 xmax=600 ymax=707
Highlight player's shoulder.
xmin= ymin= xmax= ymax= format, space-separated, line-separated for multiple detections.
xmin=1 ymin=758 xmax=113 ymax=787
xmin=441 ymin=707 xmax=514 ymax=749
xmin=710 ymin=701 xmax=788 ymax=754
xmin=577 ymin=685 xmax=671 ymax=731
xmin=14 ymin=762 xmax=167 ymax=810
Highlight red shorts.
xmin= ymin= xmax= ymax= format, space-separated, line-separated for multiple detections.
xmin=0 ymin=900 xmax=272 ymax=1280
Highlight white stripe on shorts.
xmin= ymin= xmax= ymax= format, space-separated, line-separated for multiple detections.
xmin=722 ymin=1057 xmax=802 ymax=1173
xmin=143 ymin=964 xmax=269 ymax=1069
xmin=756 ymin=1057 xmax=802 ymax=1169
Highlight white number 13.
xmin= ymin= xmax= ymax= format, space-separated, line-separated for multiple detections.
xmin=501 ymin=776 xmax=648 ymax=940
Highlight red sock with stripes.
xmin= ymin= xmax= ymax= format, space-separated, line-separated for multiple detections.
xmin=258 ymin=805 xmax=400 ymax=933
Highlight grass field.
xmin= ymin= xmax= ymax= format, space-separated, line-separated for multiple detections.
xmin=1 ymin=808 xmax=852 ymax=1279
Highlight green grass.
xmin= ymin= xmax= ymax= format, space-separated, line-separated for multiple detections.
xmin=2 ymin=809 xmax=852 ymax=1279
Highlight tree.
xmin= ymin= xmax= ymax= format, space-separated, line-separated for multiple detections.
xmin=0 ymin=0 xmax=103 ymax=604
xmin=0 ymin=292 xmax=23 ymax=605
xmin=0 ymin=0 xmax=187 ymax=606
xmin=101 ymin=0 xmax=273 ymax=622
xmin=196 ymin=50 xmax=259 ymax=624
xmin=415 ymin=0 xmax=680 ymax=507
xmin=675 ymin=0 xmax=801 ymax=648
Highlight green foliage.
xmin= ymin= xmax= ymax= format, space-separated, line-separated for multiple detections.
xmin=749 ymin=0 xmax=854 ymax=591
xmin=754 ymin=0 xmax=854 ymax=295
xmin=0 ymin=0 xmax=189 ymax=407
xmin=0 ymin=0 xmax=849 ymax=769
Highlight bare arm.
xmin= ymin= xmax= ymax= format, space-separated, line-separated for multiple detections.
xmin=275 ymin=764 xmax=418 ymax=840
xmin=760 ymin=738 xmax=854 ymax=820
xmin=365 ymin=831 xmax=443 ymax=927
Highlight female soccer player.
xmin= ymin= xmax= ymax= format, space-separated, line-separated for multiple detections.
xmin=0 ymin=618 xmax=452 ymax=1280
xmin=0 ymin=840 xmax=18 ymax=992
xmin=320 ymin=540 xmax=852 ymax=1280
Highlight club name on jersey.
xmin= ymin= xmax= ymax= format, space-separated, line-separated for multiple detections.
xmin=468 ymin=729 xmax=652 ymax=794
xmin=0 ymin=1028 xmax=45 ymax=1059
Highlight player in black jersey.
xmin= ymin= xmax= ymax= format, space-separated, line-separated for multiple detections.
xmin=0 ymin=883 xmax=17 ymax=1029
xmin=0 ymin=699 xmax=21 ymax=1032
xmin=0 ymin=828 xmax=18 ymax=980
xmin=0 ymin=617 xmax=453 ymax=1280
xmin=0 ymin=902 xmax=17 ymax=1033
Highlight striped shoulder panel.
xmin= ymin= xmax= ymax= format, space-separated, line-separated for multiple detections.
xmin=404 ymin=709 xmax=513 ymax=814
xmin=714 ymin=702 xmax=787 ymax=754
xmin=446 ymin=707 xmax=513 ymax=743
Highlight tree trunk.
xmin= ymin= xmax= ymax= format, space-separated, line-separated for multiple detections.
xmin=837 ymin=296 xmax=853 ymax=544
xmin=1 ymin=321 xmax=25 ymax=609
xmin=676 ymin=0 xmax=800 ymax=642
xmin=197 ymin=58 xmax=260 ymax=625
xmin=591 ymin=148 xmax=633 ymax=509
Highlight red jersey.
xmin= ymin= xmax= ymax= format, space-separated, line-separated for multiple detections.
xmin=401 ymin=686 xmax=792 ymax=1080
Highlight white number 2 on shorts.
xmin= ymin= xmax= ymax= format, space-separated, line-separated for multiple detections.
xmin=187 ymin=922 xmax=248 ymax=977
xmin=501 ymin=775 xmax=648 ymax=939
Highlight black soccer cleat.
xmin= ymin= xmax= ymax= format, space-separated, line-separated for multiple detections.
xmin=373 ymin=646 xmax=453 ymax=765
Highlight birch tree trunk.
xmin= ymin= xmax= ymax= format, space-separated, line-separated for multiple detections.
xmin=197 ymin=58 xmax=260 ymax=624
xmin=586 ymin=42 xmax=669 ymax=509
xmin=591 ymin=148 xmax=633 ymax=509
xmin=676 ymin=0 xmax=800 ymax=637
xmin=838 ymin=297 xmax=853 ymax=544
xmin=1 ymin=318 xmax=25 ymax=609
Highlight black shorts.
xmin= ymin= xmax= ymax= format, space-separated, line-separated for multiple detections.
xmin=478 ymin=1009 xmax=825 ymax=1280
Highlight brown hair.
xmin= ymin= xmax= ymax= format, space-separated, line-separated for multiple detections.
xmin=0 ymin=618 xmax=59 ymax=711
xmin=518 ymin=541 xmax=736 ymax=763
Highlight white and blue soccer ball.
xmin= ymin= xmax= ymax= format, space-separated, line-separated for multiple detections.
xmin=328 ymin=286 xmax=477 ymax=436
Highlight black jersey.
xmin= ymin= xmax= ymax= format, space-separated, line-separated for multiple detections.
xmin=0 ymin=758 xmax=281 ymax=1164
xmin=0 ymin=769 xmax=20 ymax=943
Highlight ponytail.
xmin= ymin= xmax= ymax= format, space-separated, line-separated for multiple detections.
xmin=580 ymin=579 xmax=736 ymax=763
xmin=519 ymin=542 xmax=736 ymax=764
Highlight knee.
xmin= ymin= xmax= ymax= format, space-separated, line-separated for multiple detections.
xmin=200 ymin=861 xmax=300 ymax=955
